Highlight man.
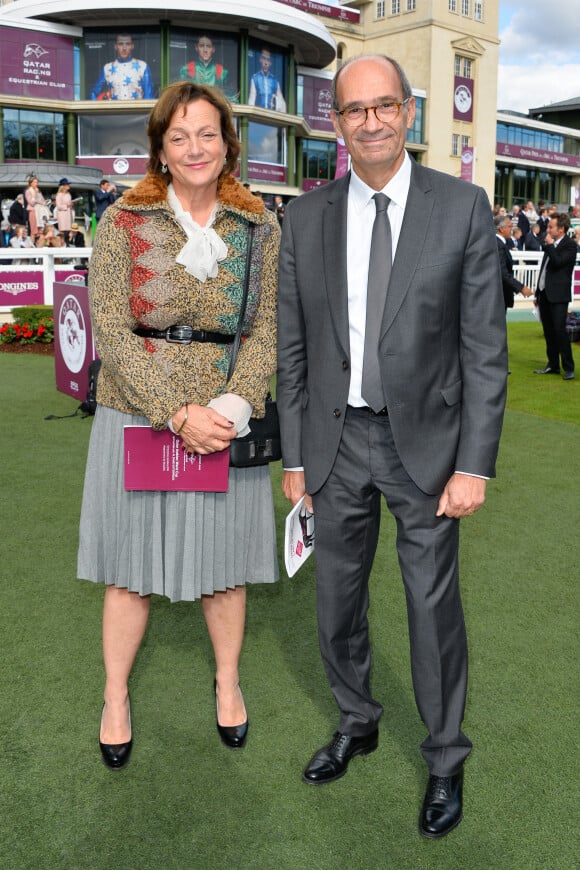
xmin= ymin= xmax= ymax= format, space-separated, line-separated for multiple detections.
xmin=8 ymin=194 xmax=27 ymax=229
xmin=64 ymin=222 xmax=85 ymax=248
xmin=533 ymin=212 xmax=576 ymax=380
xmin=90 ymin=34 xmax=154 ymax=101
xmin=179 ymin=35 xmax=228 ymax=88
xmin=494 ymin=215 xmax=532 ymax=310
xmin=511 ymin=204 xmax=530 ymax=237
xmin=248 ymin=48 xmax=286 ymax=112
xmin=94 ymin=179 xmax=117 ymax=221
xmin=277 ymin=55 xmax=507 ymax=840
xmin=523 ymin=223 xmax=542 ymax=253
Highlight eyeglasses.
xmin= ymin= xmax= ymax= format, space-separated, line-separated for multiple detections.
xmin=336 ymin=99 xmax=411 ymax=127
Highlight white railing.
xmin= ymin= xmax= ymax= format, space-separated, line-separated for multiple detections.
xmin=511 ymin=250 xmax=580 ymax=304
xmin=0 ymin=248 xmax=92 ymax=313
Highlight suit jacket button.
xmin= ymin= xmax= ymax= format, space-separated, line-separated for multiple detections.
xmin=333 ymin=408 xmax=341 ymax=418
xmin=342 ymin=360 xmax=349 ymax=370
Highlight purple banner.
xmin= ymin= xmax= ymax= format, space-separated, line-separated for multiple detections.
xmin=0 ymin=26 xmax=74 ymax=99
xmin=460 ymin=147 xmax=474 ymax=183
xmin=0 ymin=271 xmax=44 ymax=308
xmin=496 ymin=143 xmax=580 ymax=169
xmin=248 ymin=162 xmax=287 ymax=183
xmin=453 ymin=76 xmax=473 ymax=123
xmin=302 ymin=74 xmax=334 ymax=132
xmin=77 ymin=155 xmax=149 ymax=179
xmin=53 ymin=282 xmax=96 ymax=400
xmin=334 ymin=140 xmax=350 ymax=179
xmin=274 ymin=0 xmax=359 ymax=22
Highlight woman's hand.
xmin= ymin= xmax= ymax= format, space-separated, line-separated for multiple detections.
xmin=174 ymin=404 xmax=238 ymax=455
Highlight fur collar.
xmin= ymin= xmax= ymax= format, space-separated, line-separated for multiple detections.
xmin=121 ymin=172 xmax=266 ymax=217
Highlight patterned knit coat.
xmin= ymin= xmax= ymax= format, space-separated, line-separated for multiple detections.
xmin=88 ymin=173 xmax=280 ymax=429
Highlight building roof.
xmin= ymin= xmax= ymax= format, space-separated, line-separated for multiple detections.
xmin=529 ymin=96 xmax=580 ymax=114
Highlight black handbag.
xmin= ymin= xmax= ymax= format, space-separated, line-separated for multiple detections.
xmin=227 ymin=224 xmax=281 ymax=468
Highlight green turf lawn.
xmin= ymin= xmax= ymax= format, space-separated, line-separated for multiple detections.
xmin=0 ymin=323 xmax=577 ymax=869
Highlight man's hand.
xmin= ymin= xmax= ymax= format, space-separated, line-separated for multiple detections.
xmin=521 ymin=285 xmax=533 ymax=297
xmin=436 ymin=473 xmax=487 ymax=519
xmin=282 ymin=470 xmax=313 ymax=512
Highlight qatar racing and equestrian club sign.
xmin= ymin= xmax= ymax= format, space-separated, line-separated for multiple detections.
xmin=0 ymin=26 xmax=74 ymax=99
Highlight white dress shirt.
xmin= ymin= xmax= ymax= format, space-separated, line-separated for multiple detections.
xmin=346 ymin=152 xmax=412 ymax=406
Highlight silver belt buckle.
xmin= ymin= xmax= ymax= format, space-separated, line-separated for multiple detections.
xmin=166 ymin=325 xmax=194 ymax=344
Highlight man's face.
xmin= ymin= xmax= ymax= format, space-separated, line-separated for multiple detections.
xmin=196 ymin=38 xmax=215 ymax=64
xmin=331 ymin=57 xmax=415 ymax=189
xmin=260 ymin=52 xmax=272 ymax=73
xmin=115 ymin=37 xmax=134 ymax=60
xmin=548 ymin=218 xmax=564 ymax=240
xmin=498 ymin=221 xmax=511 ymax=240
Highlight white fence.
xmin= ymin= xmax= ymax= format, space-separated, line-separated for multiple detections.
xmin=1 ymin=246 xmax=579 ymax=316
xmin=0 ymin=248 xmax=92 ymax=315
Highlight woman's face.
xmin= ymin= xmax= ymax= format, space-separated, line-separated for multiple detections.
xmin=159 ymin=99 xmax=227 ymax=199
xmin=30 ymin=178 xmax=38 ymax=188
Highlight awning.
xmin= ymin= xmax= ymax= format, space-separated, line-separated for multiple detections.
xmin=0 ymin=161 xmax=127 ymax=192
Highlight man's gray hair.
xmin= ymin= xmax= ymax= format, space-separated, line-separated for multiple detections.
xmin=331 ymin=54 xmax=413 ymax=110
xmin=493 ymin=214 xmax=511 ymax=230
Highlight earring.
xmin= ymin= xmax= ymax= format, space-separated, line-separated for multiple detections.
xmin=161 ymin=163 xmax=168 ymax=174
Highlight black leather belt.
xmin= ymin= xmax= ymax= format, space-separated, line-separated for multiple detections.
xmin=133 ymin=325 xmax=236 ymax=345
xmin=349 ymin=404 xmax=389 ymax=416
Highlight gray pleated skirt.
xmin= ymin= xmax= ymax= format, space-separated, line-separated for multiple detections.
xmin=78 ymin=405 xmax=279 ymax=602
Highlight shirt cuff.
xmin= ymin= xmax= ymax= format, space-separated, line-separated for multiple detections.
xmin=208 ymin=393 xmax=252 ymax=437
xmin=455 ymin=471 xmax=490 ymax=480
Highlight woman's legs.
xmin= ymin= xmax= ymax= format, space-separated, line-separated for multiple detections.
xmin=202 ymin=586 xmax=247 ymax=726
xmin=100 ymin=585 xmax=150 ymax=743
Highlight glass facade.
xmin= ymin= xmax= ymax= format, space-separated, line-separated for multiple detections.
xmin=3 ymin=109 xmax=66 ymax=161
xmin=497 ymin=122 xmax=564 ymax=153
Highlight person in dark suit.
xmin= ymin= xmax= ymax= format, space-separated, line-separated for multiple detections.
xmin=277 ymin=55 xmax=507 ymax=840
xmin=533 ymin=212 xmax=576 ymax=380
xmin=94 ymin=179 xmax=117 ymax=221
xmin=64 ymin=222 xmax=86 ymax=248
xmin=511 ymin=205 xmax=530 ymax=237
xmin=9 ymin=194 xmax=28 ymax=230
xmin=494 ymin=215 xmax=532 ymax=309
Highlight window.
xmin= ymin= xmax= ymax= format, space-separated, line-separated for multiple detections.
xmin=454 ymin=55 xmax=472 ymax=78
xmin=376 ymin=1 xmax=385 ymax=17
xmin=3 ymin=109 xmax=65 ymax=161
xmin=461 ymin=0 xmax=470 ymax=15
xmin=302 ymin=140 xmax=337 ymax=182
xmin=474 ymin=1 xmax=483 ymax=20
xmin=78 ymin=113 xmax=149 ymax=156
xmin=391 ymin=0 xmax=400 ymax=14
xmin=452 ymin=133 xmax=459 ymax=156
xmin=449 ymin=0 xmax=457 ymax=10
xmin=496 ymin=122 xmax=564 ymax=154
xmin=461 ymin=135 xmax=470 ymax=151
xmin=406 ymin=95 xmax=424 ymax=145
xmin=406 ymin=0 xmax=416 ymax=9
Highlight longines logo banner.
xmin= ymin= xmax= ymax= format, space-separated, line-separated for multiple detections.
xmin=0 ymin=26 xmax=74 ymax=99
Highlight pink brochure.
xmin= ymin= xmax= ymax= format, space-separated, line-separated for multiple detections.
xmin=123 ymin=426 xmax=229 ymax=492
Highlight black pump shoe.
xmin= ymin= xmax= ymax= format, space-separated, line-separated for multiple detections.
xmin=99 ymin=699 xmax=133 ymax=770
xmin=214 ymin=679 xmax=248 ymax=750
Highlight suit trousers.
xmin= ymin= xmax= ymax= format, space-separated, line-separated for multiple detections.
xmin=312 ymin=405 xmax=472 ymax=775
xmin=537 ymin=291 xmax=574 ymax=373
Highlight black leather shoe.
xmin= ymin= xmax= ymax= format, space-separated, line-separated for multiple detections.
xmin=419 ymin=769 xmax=464 ymax=839
xmin=99 ymin=700 xmax=132 ymax=771
xmin=214 ymin=680 xmax=248 ymax=750
xmin=533 ymin=366 xmax=560 ymax=374
xmin=303 ymin=729 xmax=379 ymax=785
xmin=563 ymin=371 xmax=575 ymax=380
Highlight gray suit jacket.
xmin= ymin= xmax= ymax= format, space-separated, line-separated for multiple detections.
xmin=277 ymin=162 xmax=507 ymax=496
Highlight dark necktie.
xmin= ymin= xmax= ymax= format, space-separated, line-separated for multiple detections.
xmin=362 ymin=192 xmax=392 ymax=412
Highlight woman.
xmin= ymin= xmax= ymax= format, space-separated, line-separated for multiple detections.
xmin=24 ymin=176 xmax=49 ymax=238
xmin=78 ymin=81 xmax=280 ymax=770
xmin=9 ymin=224 xmax=34 ymax=264
xmin=55 ymin=179 xmax=73 ymax=232
xmin=36 ymin=224 xmax=65 ymax=258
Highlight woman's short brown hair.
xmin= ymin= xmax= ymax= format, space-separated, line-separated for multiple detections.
xmin=147 ymin=81 xmax=240 ymax=179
